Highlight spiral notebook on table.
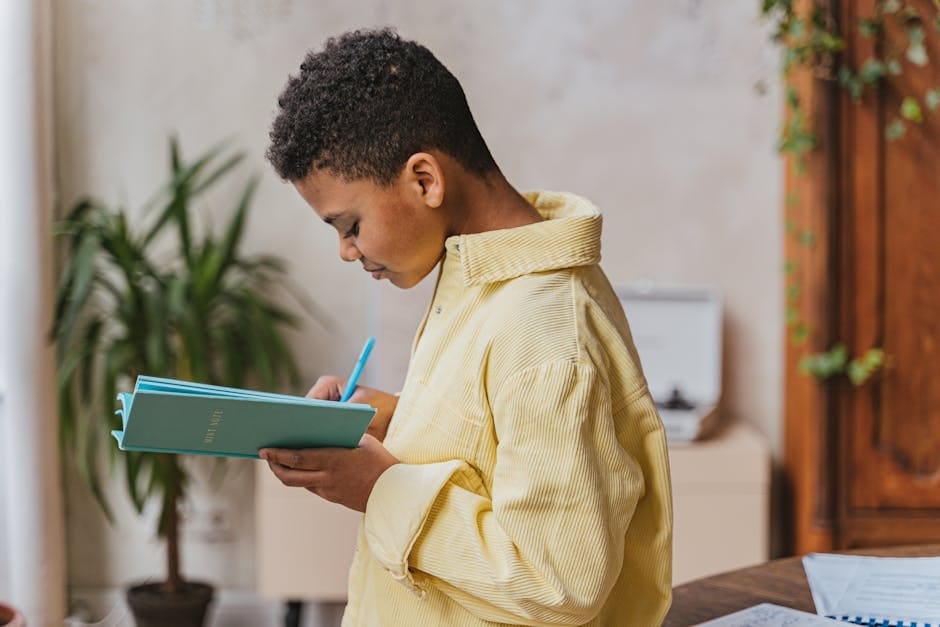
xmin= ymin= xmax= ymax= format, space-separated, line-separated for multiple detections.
xmin=802 ymin=552 xmax=940 ymax=626
xmin=111 ymin=375 xmax=376 ymax=458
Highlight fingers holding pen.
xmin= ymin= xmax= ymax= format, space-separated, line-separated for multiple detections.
xmin=306 ymin=375 xmax=345 ymax=401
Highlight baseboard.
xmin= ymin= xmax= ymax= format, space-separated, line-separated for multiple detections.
xmin=67 ymin=587 xmax=346 ymax=627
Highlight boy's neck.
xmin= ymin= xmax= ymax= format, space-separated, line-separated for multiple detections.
xmin=446 ymin=167 xmax=544 ymax=237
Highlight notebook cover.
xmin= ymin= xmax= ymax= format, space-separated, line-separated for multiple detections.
xmin=112 ymin=376 xmax=376 ymax=458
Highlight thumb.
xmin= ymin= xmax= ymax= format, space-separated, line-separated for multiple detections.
xmin=358 ymin=432 xmax=380 ymax=449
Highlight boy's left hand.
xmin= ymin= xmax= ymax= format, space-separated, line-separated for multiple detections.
xmin=260 ymin=434 xmax=398 ymax=512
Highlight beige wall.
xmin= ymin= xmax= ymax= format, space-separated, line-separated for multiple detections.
xmin=54 ymin=0 xmax=782 ymax=593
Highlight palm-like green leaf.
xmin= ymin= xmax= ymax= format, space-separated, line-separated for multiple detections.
xmin=143 ymin=138 xmax=241 ymax=253
xmin=53 ymin=230 xmax=101 ymax=352
xmin=190 ymin=151 xmax=244 ymax=197
xmin=219 ymin=177 xmax=257 ymax=269
xmin=125 ymin=450 xmax=150 ymax=513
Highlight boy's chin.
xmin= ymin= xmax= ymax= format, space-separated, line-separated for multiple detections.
xmin=389 ymin=276 xmax=417 ymax=289
xmin=389 ymin=271 xmax=428 ymax=290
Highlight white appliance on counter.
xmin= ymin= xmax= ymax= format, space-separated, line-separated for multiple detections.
xmin=617 ymin=282 xmax=723 ymax=444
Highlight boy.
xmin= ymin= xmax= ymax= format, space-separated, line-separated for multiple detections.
xmin=260 ymin=28 xmax=673 ymax=626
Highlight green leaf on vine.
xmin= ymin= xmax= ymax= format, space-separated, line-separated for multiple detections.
xmin=786 ymin=307 xmax=800 ymax=326
xmin=858 ymin=58 xmax=886 ymax=85
xmin=816 ymin=31 xmax=845 ymax=53
xmin=901 ymin=96 xmax=924 ymax=123
xmin=787 ymin=17 xmax=806 ymax=40
xmin=799 ymin=345 xmax=884 ymax=384
xmin=786 ymin=86 xmax=800 ymax=108
xmin=906 ymin=27 xmax=928 ymax=66
xmin=926 ymin=88 xmax=940 ymax=111
xmin=846 ymin=348 xmax=885 ymax=385
xmin=858 ymin=17 xmax=882 ymax=39
xmin=885 ymin=118 xmax=907 ymax=140
xmin=908 ymin=45 xmax=928 ymax=66
xmin=799 ymin=344 xmax=847 ymax=379
xmin=783 ymin=48 xmax=802 ymax=72
xmin=792 ymin=323 xmax=810 ymax=345
xmin=778 ymin=114 xmax=817 ymax=161
xmin=881 ymin=0 xmax=902 ymax=15
xmin=839 ymin=67 xmax=864 ymax=101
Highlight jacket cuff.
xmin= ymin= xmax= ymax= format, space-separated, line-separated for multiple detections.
xmin=364 ymin=460 xmax=467 ymax=595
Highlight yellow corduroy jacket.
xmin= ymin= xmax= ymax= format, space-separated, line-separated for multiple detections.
xmin=342 ymin=191 xmax=673 ymax=626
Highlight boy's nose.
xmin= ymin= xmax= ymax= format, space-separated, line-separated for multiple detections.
xmin=339 ymin=237 xmax=361 ymax=262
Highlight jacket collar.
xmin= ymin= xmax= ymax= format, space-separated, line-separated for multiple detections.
xmin=443 ymin=191 xmax=602 ymax=286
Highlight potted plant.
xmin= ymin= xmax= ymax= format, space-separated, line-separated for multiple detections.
xmin=52 ymin=139 xmax=303 ymax=626
xmin=0 ymin=602 xmax=25 ymax=627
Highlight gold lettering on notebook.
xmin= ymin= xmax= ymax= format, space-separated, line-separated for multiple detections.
xmin=203 ymin=409 xmax=224 ymax=444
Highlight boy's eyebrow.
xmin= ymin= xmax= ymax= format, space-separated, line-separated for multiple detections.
xmin=323 ymin=208 xmax=356 ymax=225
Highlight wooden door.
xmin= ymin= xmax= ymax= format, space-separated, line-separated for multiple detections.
xmin=785 ymin=0 xmax=940 ymax=553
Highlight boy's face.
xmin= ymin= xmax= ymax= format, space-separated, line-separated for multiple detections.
xmin=293 ymin=163 xmax=448 ymax=289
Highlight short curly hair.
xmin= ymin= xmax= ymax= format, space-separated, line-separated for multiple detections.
xmin=266 ymin=28 xmax=498 ymax=185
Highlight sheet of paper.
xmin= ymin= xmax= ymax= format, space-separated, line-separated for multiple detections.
xmin=801 ymin=553 xmax=865 ymax=615
xmin=829 ymin=556 xmax=940 ymax=624
xmin=696 ymin=603 xmax=838 ymax=626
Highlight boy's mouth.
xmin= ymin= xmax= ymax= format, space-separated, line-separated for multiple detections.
xmin=362 ymin=263 xmax=386 ymax=279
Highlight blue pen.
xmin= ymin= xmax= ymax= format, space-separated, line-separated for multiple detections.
xmin=340 ymin=336 xmax=376 ymax=402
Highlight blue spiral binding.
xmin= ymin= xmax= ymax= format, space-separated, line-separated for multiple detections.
xmin=827 ymin=615 xmax=931 ymax=627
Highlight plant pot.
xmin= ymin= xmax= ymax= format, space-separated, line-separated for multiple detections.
xmin=126 ymin=582 xmax=214 ymax=627
xmin=0 ymin=602 xmax=25 ymax=627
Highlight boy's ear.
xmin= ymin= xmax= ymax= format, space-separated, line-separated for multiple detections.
xmin=403 ymin=152 xmax=444 ymax=209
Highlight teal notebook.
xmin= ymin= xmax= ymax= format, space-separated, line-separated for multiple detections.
xmin=112 ymin=375 xmax=376 ymax=459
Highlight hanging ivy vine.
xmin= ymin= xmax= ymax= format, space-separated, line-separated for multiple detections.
xmin=762 ymin=0 xmax=938 ymax=385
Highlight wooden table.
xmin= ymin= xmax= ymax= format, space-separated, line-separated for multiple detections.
xmin=662 ymin=544 xmax=940 ymax=626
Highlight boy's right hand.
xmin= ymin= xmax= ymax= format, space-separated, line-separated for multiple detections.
xmin=306 ymin=375 xmax=398 ymax=442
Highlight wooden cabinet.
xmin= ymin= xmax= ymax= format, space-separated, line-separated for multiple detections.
xmin=785 ymin=0 xmax=940 ymax=553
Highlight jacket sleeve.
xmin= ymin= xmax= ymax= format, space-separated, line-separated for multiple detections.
xmin=362 ymin=359 xmax=649 ymax=625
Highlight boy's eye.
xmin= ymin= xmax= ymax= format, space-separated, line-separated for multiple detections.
xmin=344 ymin=222 xmax=359 ymax=238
